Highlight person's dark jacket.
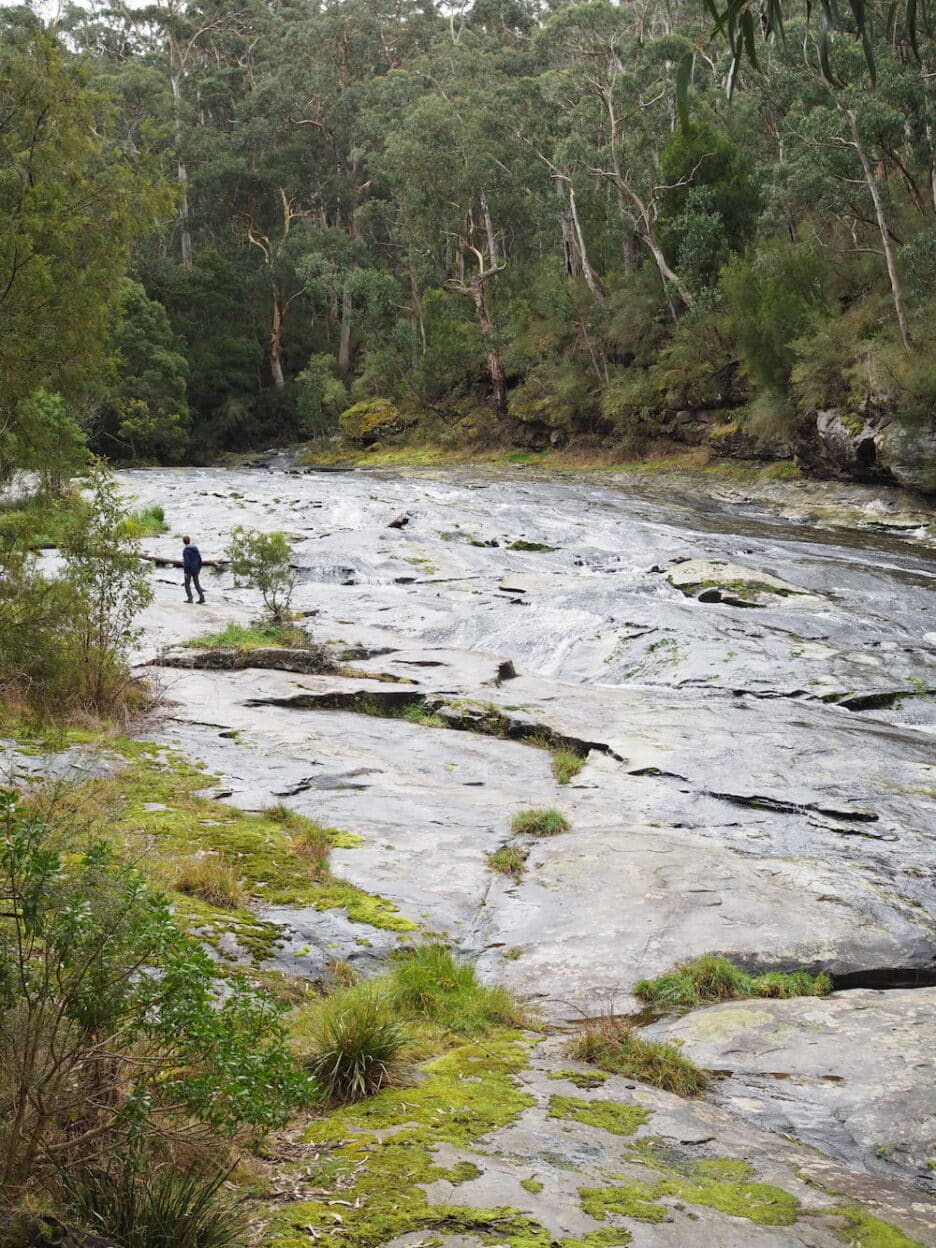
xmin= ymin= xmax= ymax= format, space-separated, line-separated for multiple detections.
xmin=183 ymin=544 xmax=202 ymax=574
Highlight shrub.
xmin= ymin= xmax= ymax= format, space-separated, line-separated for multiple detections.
xmin=0 ymin=790 xmax=312 ymax=1194
xmin=122 ymin=504 xmax=168 ymax=538
xmin=172 ymin=855 xmax=246 ymax=909
xmin=634 ymin=955 xmax=832 ymax=1009
xmin=304 ymin=984 xmax=406 ymax=1104
xmin=387 ymin=943 xmax=524 ymax=1037
xmin=567 ymin=1018 xmax=708 ymax=1097
xmin=510 ymin=808 xmax=569 ymax=837
xmin=226 ymin=527 xmax=296 ymax=623
xmin=551 ymin=751 xmax=585 ymax=784
xmin=64 ymin=1162 xmax=246 ymax=1248
xmin=487 ymin=845 xmax=527 ymax=881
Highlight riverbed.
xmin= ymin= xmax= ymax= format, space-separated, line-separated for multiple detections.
xmin=27 ymin=462 xmax=936 ymax=1241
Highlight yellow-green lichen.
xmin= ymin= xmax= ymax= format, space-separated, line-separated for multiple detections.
xmin=547 ymin=1096 xmax=652 ymax=1136
xmin=521 ymin=1178 xmax=544 ymax=1194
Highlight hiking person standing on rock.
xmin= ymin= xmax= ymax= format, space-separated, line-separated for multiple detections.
xmin=182 ymin=535 xmax=206 ymax=604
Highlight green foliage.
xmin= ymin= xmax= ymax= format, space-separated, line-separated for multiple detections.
xmin=7 ymin=389 xmax=88 ymax=494
xmin=0 ymin=464 xmax=152 ymax=717
xmin=721 ymin=242 xmax=830 ymax=399
xmin=0 ymin=26 xmax=168 ymax=450
xmin=123 ymin=504 xmax=168 ymax=538
xmin=387 ymin=943 xmax=525 ymax=1037
xmin=634 ymin=955 xmax=832 ymax=1008
xmin=296 ymin=354 xmax=350 ymax=437
xmin=227 ymin=527 xmax=296 ymax=623
xmin=304 ymin=984 xmax=407 ymax=1104
xmin=510 ymin=808 xmax=569 ymax=837
xmin=186 ymin=621 xmax=309 ymax=650
xmin=566 ymin=1020 xmax=708 ymax=1097
xmin=64 ymin=1163 xmax=247 ymax=1248
xmin=0 ymin=789 xmax=312 ymax=1194
xmin=100 ymin=279 xmax=191 ymax=462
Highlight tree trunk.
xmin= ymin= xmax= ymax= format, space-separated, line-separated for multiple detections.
xmin=846 ymin=107 xmax=912 ymax=352
xmin=170 ymin=71 xmax=193 ymax=271
xmin=270 ymin=290 xmax=285 ymax=387
xmin=470 ymin=283 xmax=507 ymax=420
xmin=567 ymin=182 xmax=605 ymax=305
xmin=338 ymin=282 xmax=352 ymax=372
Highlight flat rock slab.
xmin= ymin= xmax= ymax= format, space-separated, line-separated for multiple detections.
xmin=647 ymin=988 xmax=936 ymax=1191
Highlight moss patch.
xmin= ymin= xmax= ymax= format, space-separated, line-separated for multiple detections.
xmin=520 ymin=1177 xmax=544 ymax=1194
xmin=547 ymin=1096 xmax=651 ymax=1136
xmin=547 ymin=1069 xmax=609 ymax=1090
xmin=57 ymin=746 xmax=416 ymax=948
xmin=559 ymin=1232 xmax=632 ymax=1248
xmin=264 ymin=1034 xmax=551 ymax=1248
xmin=833 ymin=1207 xmax=927 ymax=1247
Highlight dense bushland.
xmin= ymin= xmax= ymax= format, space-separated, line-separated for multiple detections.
xmin=1 ymin=0 xmax=934 ymax=482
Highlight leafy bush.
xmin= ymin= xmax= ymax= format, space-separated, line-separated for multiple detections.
xmin=65 ymin=1162 xmax=246 ymax=1248
xmin=0 ymin=464 xmax=153 ymax=719
xmin=387 ymin=943 xmax=524 ymax=1037
xmin=510 ymin=808 xmax=569 ymax=836
xmin=634 ymin=955 xmax=832 ymax=1009
xmin=567 ymin=1018 xmax=707 ymax=1097
xmin=304 ymin=984 xmax=406 ymax=1104
xmin=0 ymin=789 xmax=312 ymax=1194
xmin=227 ymin=527 xmax=296 ymax=623
xmin=171 ymin=855 xmax=246 ymax=909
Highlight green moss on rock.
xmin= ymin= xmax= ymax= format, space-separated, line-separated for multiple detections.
xmin=339 ymin=399 xmax=415 ymax=447
xmin=547 ymin=1095 xmax=652 ymax=1136
xmin=547 ymin=1069 xmax=609 ymax=1090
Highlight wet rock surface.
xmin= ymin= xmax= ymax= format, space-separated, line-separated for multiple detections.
xmin=20 ymin=463 xmax=935 ymax=1237
xmin=648 ymin=988 xmax=936 ymax=1193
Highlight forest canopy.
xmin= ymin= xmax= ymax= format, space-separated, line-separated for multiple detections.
xmin=1 ymin=0 xmax=934 ymax=477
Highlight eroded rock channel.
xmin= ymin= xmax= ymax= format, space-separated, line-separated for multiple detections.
xmin=23 ymin=464 xmax=936 ymax=1244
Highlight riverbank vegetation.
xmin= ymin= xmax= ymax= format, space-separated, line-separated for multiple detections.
xmin=634 ymin=955 xmax=834 ymax=1007
xmin=2 ymin=0 xmax=935 ymax=488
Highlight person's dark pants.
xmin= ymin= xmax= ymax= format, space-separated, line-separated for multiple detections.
xmin=184 ymin=572 xmax=205 ymax=603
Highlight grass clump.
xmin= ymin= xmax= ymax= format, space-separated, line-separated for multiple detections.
xmin=171 ymin=854 xmax=246 ymax=910
xmin=634 ymin=954 xmax=832 ymax=1009
xmin=566 ymin=1018 xmax=708 ymax=1097
xmin=551 ymin=750 xmax=585 ymax=784
xmin=121 ymin=504 xmax=168 ymax=538
xmin=304 ymin=983 xmax=407 ymax=1104
xmin=388 ymin=943 xmax=527 ymax=1037
xmin=510 ymin=807 xmax=569 ymax=837
xmin=487 ymin=844 xmax=528 ymax=881
xmin=186 ymin=620 xmax=309 ymax=650
xmin=64 ymin=1162 xmax=246 ymax=1248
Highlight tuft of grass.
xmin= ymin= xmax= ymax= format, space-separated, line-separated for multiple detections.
xmin=304 ymin=983 xmax=407 ymax=1104
xmin=122 ymin=504 xmax=168 ymax=538
xmin=567 ymin=1018 xmax=708 ymax=1097
xmin=388 ymin=943 xmax=528 ymax=1037
xmin=634 ymin=955 xmax=832 ymax=1009
xmin=287 ymin=820 xmax=334 ymax=879
xmin=486 ymin=844 xmax=528 ymax=882
xmin=186 ymin=621 xmax=309 ymax=650
xmin=65 ymin=1162 xmax=246 ymax=1248
xmin=510 ymin=807 xmax=569 ymax=837
xmin=551 ymin=750 xmax=585 ymax=784
xmin=171 ymin=855 xmax=246 ymax=910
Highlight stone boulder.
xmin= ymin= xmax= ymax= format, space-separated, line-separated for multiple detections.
xmin=338 ymin=399 xmax=416 ymax=448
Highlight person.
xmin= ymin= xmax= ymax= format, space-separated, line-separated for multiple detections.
xmin=182 ymin=535 xmax=206 ymax=604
